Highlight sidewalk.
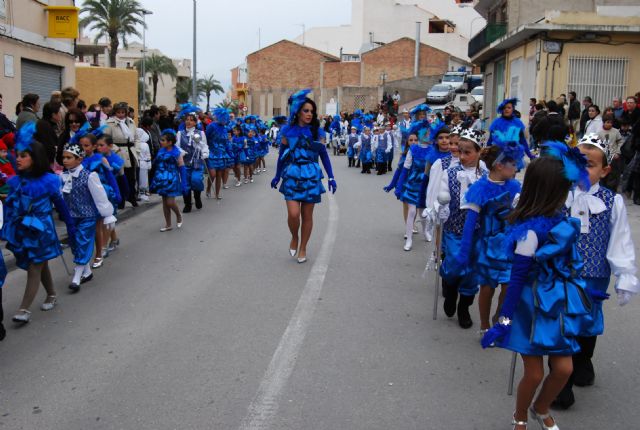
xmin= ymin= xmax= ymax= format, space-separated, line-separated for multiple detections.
xmin=1 ymin=195 xmax=162 ymax=273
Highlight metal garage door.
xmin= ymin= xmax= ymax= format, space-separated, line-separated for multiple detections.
xmin=21 ymin=59 xmax=62 ymax=104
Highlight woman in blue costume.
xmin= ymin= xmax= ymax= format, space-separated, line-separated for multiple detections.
xmin=481 ymin=143 xmax=593 ymax=430
xmin=2 ymin=123 xmax=76 ymax=323
xmin=384 ymin=132 xmax=417 ymax=239
xmin=77 ymin=127 xmax=122 ymax=269
xmin=438 ymin=128 xmax=488 ymax=328
xmin=270 ymin=89 xmax=337 ymax=264
xmin=487 ymin=98 xmax=535 ymax=162
xmin=356 ymin=126 xmax=373 ymax=174
xmin=151 ymin=129 xmax=189 ymax=231
xmin=453 ymin=135 xmax=523 ymax=333
xmin=393 ymin=117 xmax=432 ymax=252
xmin=205 ymin=107 xmax=232 ymax=200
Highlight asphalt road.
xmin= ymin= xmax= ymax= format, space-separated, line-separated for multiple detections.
xmin=1 ymin=152 xmax=639 ymax=430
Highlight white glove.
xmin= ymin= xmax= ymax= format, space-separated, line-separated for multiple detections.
xmin=438 ymin=205 xmax=450 ymax=221
xmin=617 ymin=290 xmax=632 ymax=306
xmin=104 ymin=215 xmax=117 ymax=231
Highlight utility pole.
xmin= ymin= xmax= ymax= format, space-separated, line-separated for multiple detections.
xmin=192 ymin=0 xmax=198 ymax=104
xmin=141 ymin=9 xmax=153 ymax=108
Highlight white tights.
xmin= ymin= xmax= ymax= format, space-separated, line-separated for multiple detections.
xmin=405 ymin=204 xmax=417 ymax=239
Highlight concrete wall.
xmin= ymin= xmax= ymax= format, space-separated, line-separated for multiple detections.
xmin=384 ymin=75 xmax=441 ymax=104
xmin=340 ymin=86 xmax=380 ymax=113
xmin=76 ymin=67 xmax=138 ymax=117
xmin=0 ymin=0 xmax=76 ymax=111
xmin=324 ymin=62 xmax=361 ymax=88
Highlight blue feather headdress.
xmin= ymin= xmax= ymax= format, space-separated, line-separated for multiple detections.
xmin=288 ymin=89 xmax=313 ymax=124
xmin=497 ymin=98 xmax=518 ymax=114
xmin=178 ymin=103 xmax=202 ymax=120
xmin=489 ymin=121 xmax=526 ymax=169
xmin=90 ymin=125 xmax=109 ymax=139
xmin=541 ymin=141 xmax=590 ymax=190
xmin=429 ymin=121 xmax=449 ymax=143
xmin=409 ymin=119 xmax=431 ymax=143
xmin=353 ymin=109 xmax=363 ymax=117
xmin=410 ymin=104 xmax=431 ymax=120
xmin=15 ymin=122 xmax=37 ymax=152
xmin=213 ymin=107 xmax=230 ymax=125
xmin=161 ymin=128 xmax=177 ymax=137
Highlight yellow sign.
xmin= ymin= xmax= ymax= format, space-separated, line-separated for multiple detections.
xmin=45 ymin=6 xmax=79 ymax=39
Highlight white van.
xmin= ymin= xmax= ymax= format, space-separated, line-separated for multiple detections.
xmin=441 ymin=72 xmax=467 ymax=93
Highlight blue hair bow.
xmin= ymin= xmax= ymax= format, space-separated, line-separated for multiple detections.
xmin=541 ymin=141 xmax=590 ymax=190
xmin=410 ymin=103 xmax=432 ymax=119
xmin=15 ymin=121 xmax=37 ymax=152
xmin=409 ymin=119 xmax=431 ymax=143
xmin=497 ymin=98 xmax=519 ymax=114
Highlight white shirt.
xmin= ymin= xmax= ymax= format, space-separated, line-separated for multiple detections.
xmin=176 ymin=128 xmax=209 ymax=159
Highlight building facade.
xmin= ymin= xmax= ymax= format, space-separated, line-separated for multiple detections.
xmin=0 ymin=0 xmax=76 ymax=113
xmin=293 ymin=0 xmax=484 ymax=63
xmin=246 ymin=38 xmax=456 ymax=117
xmin=470 ymin=0 xmax=640 ymax=122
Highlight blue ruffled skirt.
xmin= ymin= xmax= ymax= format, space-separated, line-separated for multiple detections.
xmin=150 ymin=166 xmax=182 ymax=197
xmin=279 ymin=162 xmax=325 ymax=203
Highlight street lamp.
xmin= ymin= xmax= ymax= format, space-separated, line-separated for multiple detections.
xmin=141 ymin=9 xmax=153 ymax=108
xmin=192 ymin=0 xmax=198 ymax=104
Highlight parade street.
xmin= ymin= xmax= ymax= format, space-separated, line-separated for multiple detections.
xmin=1 ymin=154 xmax=639 ymax=430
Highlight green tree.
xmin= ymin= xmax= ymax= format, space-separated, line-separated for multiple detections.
xmin=134 ymin=54 xmax=178 ymax=104
xmin=175 ymin=77 xmax=204 ymax=104
xmin=80 ymin=0 xmax=146 ymax=68
xmin=216 ymin=99 xmax=239 ymax=116
xmin=199 ymin=74 xmax=224 ymax=113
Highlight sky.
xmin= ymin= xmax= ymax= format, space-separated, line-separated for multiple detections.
xmin=80 ymin=0 xmax=351 ymax=106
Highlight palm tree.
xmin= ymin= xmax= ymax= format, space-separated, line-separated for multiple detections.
xmin=175 ymin=78 xmax=204 ymax=104
xmin=134 ymin=54 xmax=178 ymax=104
xmin=199 ymin=75 xmax=224 ymax=112
xmin=80 ymin=0 xmax=146 ymax=68
xmin=216 ymin=99 xmax=239 ymax=115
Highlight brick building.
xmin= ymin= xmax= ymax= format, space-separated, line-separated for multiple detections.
xmin=245 ymin=37 xmax=463 ymax=117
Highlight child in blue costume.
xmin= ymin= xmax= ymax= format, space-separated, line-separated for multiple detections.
xmin=487 ymin=98 xmax=535 ymax=162
xmin=329 ymin=115 xmax=342 ymax=156
xmin=98 ymin=135 xmax=125 ymax=263
xmin=270 ymin=89 xmax=337 ymax=264
xmin=78 ymin=128 xmax=122 ymax=269
xmin=2 ymin=124 xmax=76 ymax=323
xmin=552 ymin=134 xmax=638 ymax=409
xmin=481 ymin=143 xmax=593 ymax=430
xmin=394 ymin=117 xmax=434 ymax=252
xmin=242 ymin=126 xmax=258 ymax=183
xmin=0 ymin=200 xmax=7 ymax=340
xmin=374 ymin=125 xmax=393 ymax=175
xmin=346 ymin=126 xmax=359 ymax=168
xmin=454 ymin=134 xmax=523 ymax=333
xmin=151 ymin=130 xmax=189 ymax=232
xmin=61 ymin=140 xmax=116 ymax=292
xmin=255 ymin=121 xmax=270 ymax=173
xmin=355 ymin=126 xmax=373 ymax=174
xmin=231 ymin=125 xmax=245 ymax=186
xmin=438 ymin=128 xmax=488 ymax=328
xmin=384 ymin=132 xmax=417 ymax=239
xmin=176 ymin=106 xmax=209 ymax=212
xmin=205 ymin=107 xmax=232 ymax=200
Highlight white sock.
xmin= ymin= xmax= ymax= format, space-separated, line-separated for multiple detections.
xmin=82 ymin=264 xmax=92 ymax=277
xmin=406 ymin=205 xmax=417 ymax=239
xmin=72 ymin=266 xmax=84 ymax=285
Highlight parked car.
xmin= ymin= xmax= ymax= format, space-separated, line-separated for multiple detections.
xmin=452 ymin=93 xmax=480 ymax=112
xmin=441 ymin=72 xmax=467 ymax=93
xmin=426 ymin=84 xmax=455 ymax=104
xmin=470 ymin=86 xmax=484 ymax=106
xmin=467 ymin=74 xmax=484 ymax=92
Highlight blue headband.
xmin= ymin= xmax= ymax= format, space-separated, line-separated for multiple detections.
xmin=497 ymin=98 xmax=518 ymax=114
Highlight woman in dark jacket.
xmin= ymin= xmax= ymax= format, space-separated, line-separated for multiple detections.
xmin=35 ymin=101 xmax=62 ymax=166
xmin=56 ymin=108 xmax=87 ymax=165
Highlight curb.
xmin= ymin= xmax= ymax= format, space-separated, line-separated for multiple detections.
xmin=2 ymin=196 xmax=162 ymax=274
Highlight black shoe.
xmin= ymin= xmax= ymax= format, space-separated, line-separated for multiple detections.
xmin=80 ymin=273 xmax=93 ymax=284
xmin=0 ymin=322 xmax=6 ymax=341
xmin=183 ymin=205 xmax=192 ymax=213
xmin=443 ymin=287 xmax=458 ymax=318
xmin=457 ymin=295 xmax=474 ymax=329
xmin=551 ymin=383 xmax=575 ymax=410
xmin=573 ymin=359 xmax=595 ymax=387
xmin=68 ymin=282 xmax=81 ymax=293
xmin=634 ymin=198 xmax=640 ymax=206
xmin=129 ymin=199 xmax=138 ymax=208
xmin=194 ymin=195 xmax=203 ymax=210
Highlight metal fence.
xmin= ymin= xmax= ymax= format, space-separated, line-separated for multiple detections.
xmin=568 ymin=56 xmax=629 ymax=108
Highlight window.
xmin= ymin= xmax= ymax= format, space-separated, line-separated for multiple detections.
xmin=272 ymin=108 xmax=281 ymax=116
xmin=353 ymin=95 xmax=366 ymax=111
xmin=0 ymin=0 xmax=6 ymax=19
xmin=568 ymin=56 xmax=629 ymax=108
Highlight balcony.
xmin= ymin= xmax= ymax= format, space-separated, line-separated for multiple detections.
xmin=468 ymin=22 xmax=508 ymax=59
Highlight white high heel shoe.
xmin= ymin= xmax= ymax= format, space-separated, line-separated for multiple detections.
xmin=512 ymin=413 xmax=528 ymax=429
xmin=529 ymin=406 xmax=559 ymax=430
xmin=403 ymin=238 xmax=412 ymax=251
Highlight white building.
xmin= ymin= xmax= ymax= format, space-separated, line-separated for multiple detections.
xmin=293 ymin=0 xmax=485 ymax=64
xmin=76 ymin=39 xmax=191 ymax=108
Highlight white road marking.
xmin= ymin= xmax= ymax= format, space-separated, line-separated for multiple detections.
xmin=238 ymin=194 xmax=339 ymax=430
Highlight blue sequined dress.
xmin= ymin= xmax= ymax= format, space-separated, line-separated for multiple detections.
xmin=150 ymin=147 xmax=182 ymax=197
xmin=399 ymin=144 xmax=429 ymax=206
xmin=498 ymin=216 xmax=592 ymax=356
xmin=1 ymin=173 xmax=63 ymax=270
xmin=464 ymin=176 xmax=521 ymax=288
xmin=278 ymin=125 xmax=327 ymax=204
xmin=205 ymin=122 xmax=232 ymax=170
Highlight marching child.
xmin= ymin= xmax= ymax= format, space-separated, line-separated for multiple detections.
xmin=356 ymin=126 xmax=373 ymax=174
xmin=374 ymin=126 xmax=392 ymax=175
xmin=384 ymin=132 xmax=417 ymax=238
xmin=137 ymin=125 xmax=152 ymax=202
xmin=552 ymin=134 xmax=638 ymax=409
xmin=346 ymin=126 xmax=359 ymax=168
xmin=438 ymin=128 xmax=487 ymax=328
xmin=176 ymin=108 xmax=209 ymax=212
xmin=61 ymin=141 xmax=116 ymax=292
xmin=231 ymin=125 xmax=245 ymax=187
xmin=454 ymin=135 xmax=523 ymax=333
xmin=2 ymin=124 xmax=76 ymax=323
xmin=481 ymin=142 xmax=593 ymax=430
xmin=99 ymin=135 xmax=125 ymax=259
xmin=241 ymin=127 xmax=257 ymax=183
xmin=150 ymin=130 xmax=188 ymax=232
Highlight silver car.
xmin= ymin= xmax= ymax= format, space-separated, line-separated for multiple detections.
xmin=426 ymin=84 xmax=455 ymax=104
